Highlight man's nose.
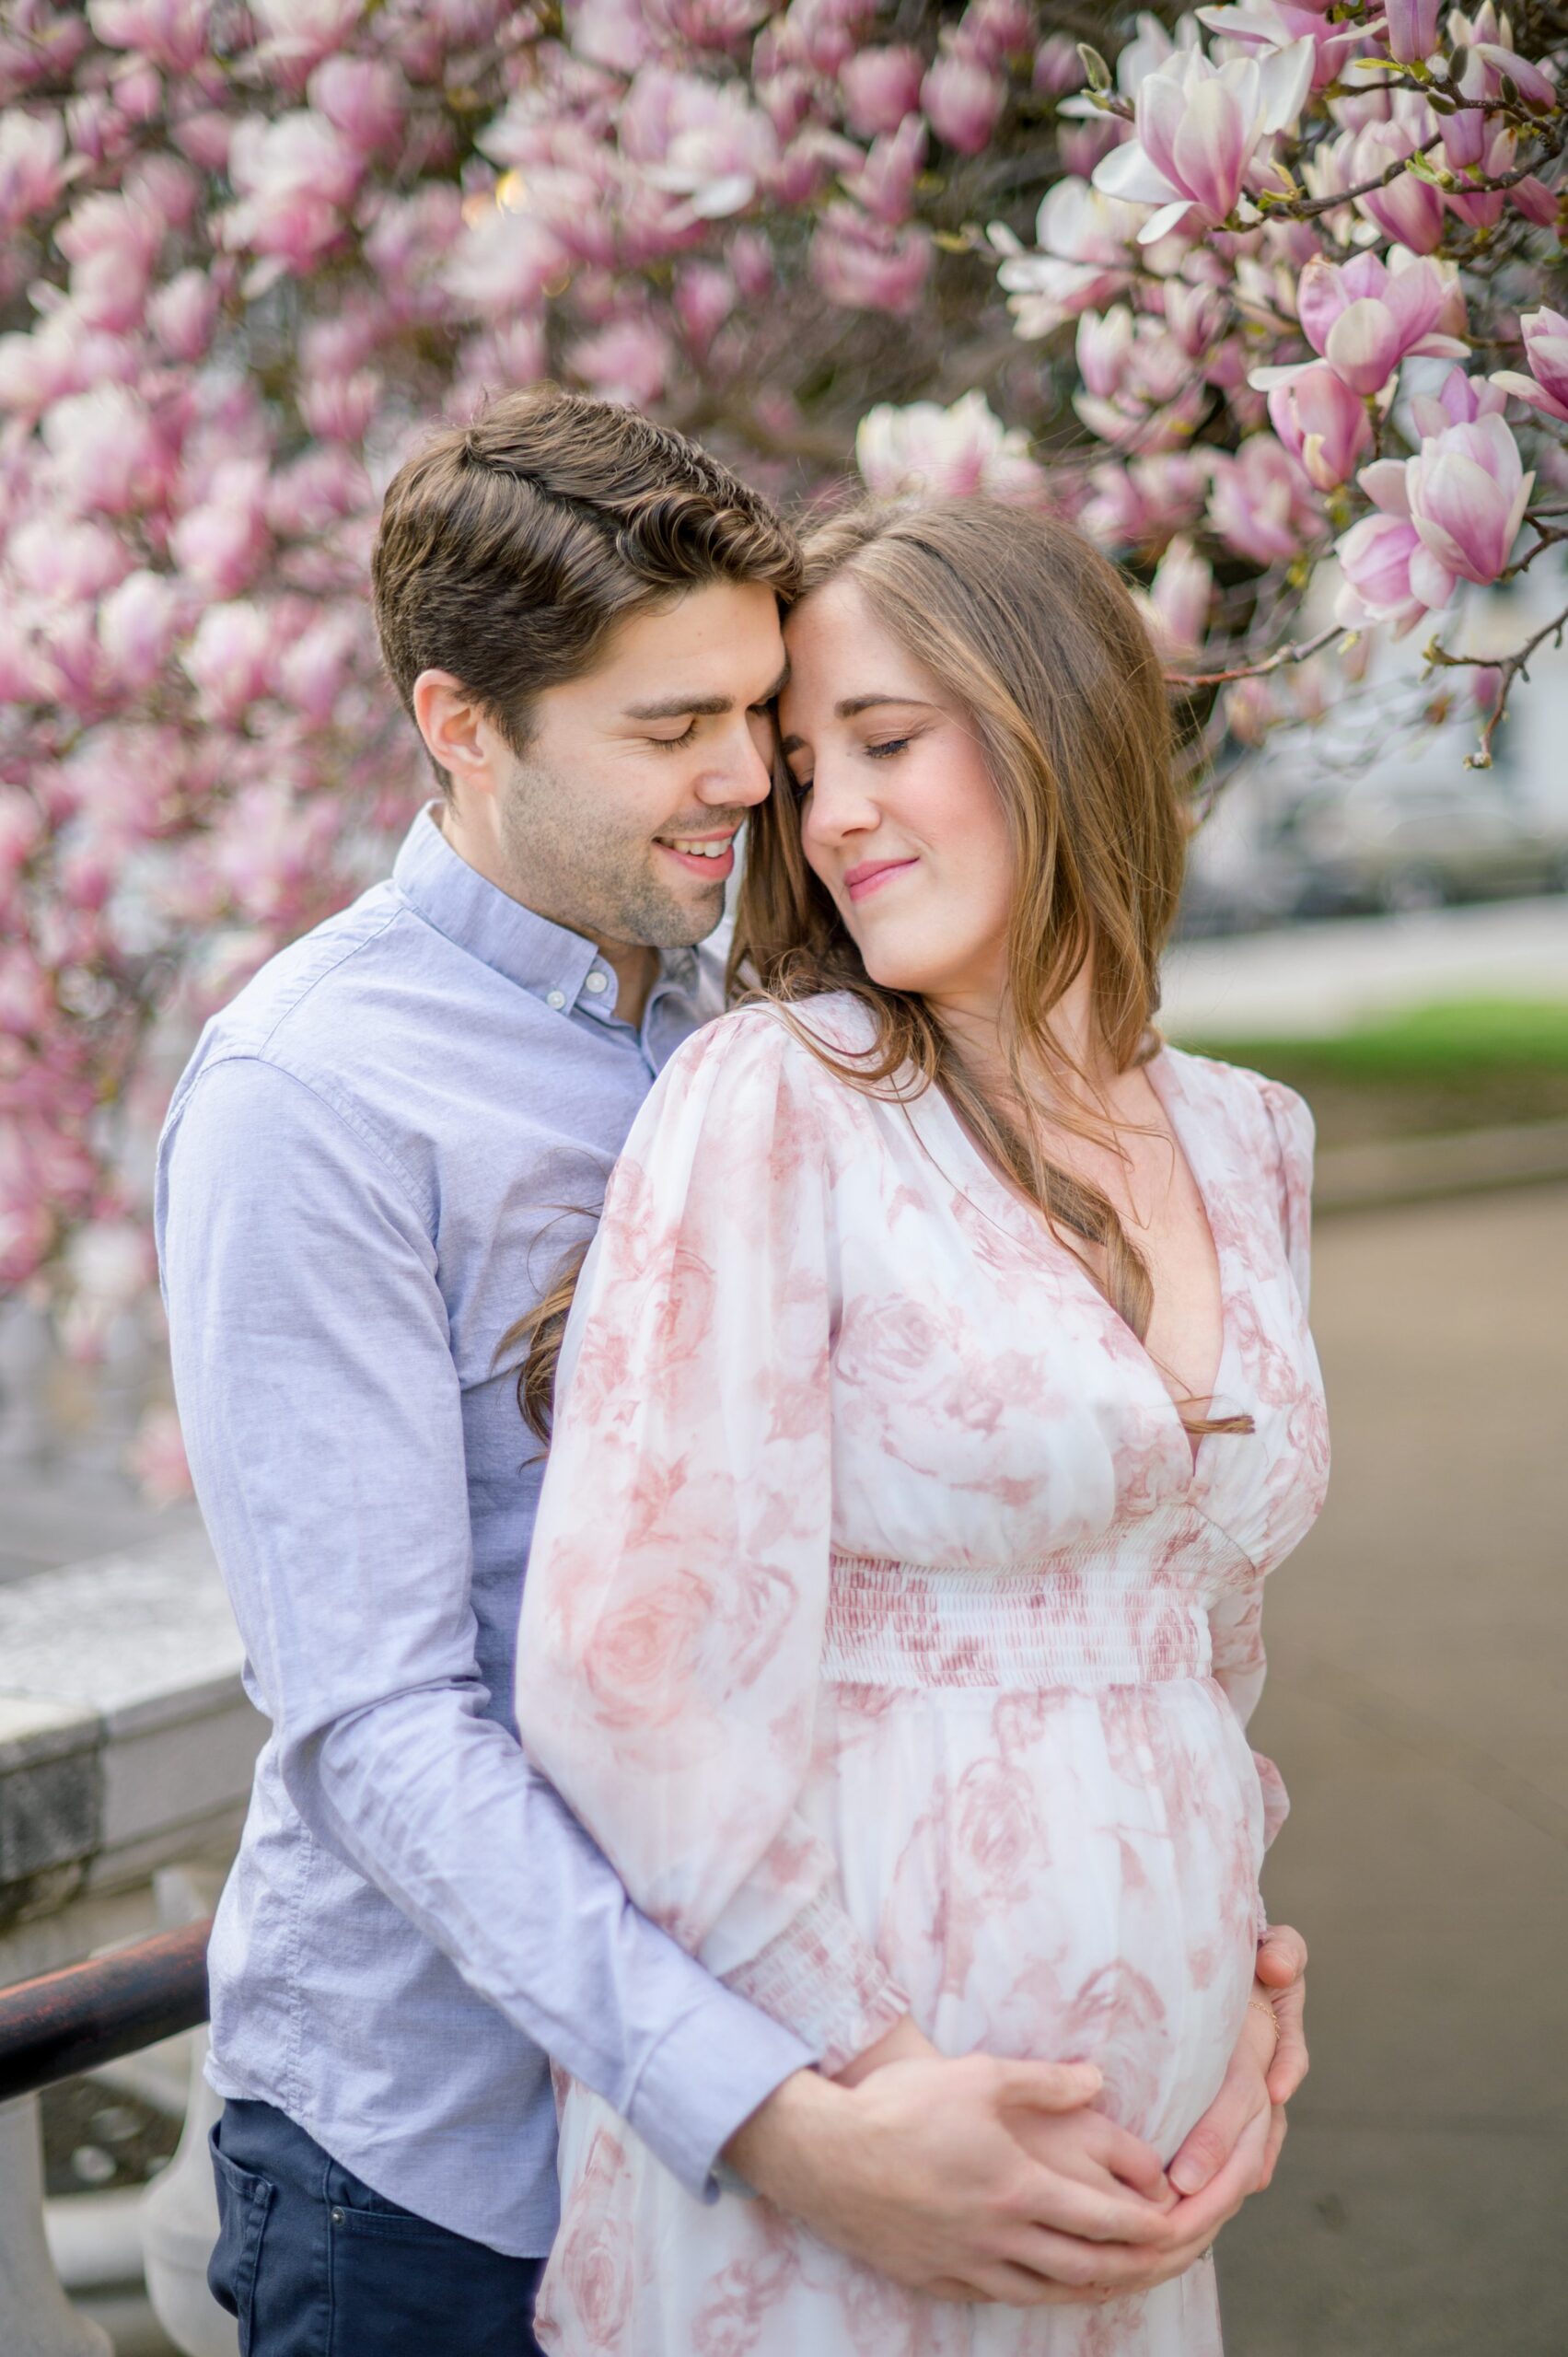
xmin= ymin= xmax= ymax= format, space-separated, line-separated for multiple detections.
xmin=697 ymin=723 xmax=772 ymax=808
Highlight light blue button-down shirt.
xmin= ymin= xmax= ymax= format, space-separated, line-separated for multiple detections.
xmin=155 ymin=807 xmax=810 ymax=2257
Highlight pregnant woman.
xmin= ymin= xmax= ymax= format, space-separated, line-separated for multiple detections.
xmin=515 ymin=496 xmax=1330 ymax=2353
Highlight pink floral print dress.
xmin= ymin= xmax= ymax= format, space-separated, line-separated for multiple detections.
xmin=516 ymin=994 xmax=1330 ymax=2357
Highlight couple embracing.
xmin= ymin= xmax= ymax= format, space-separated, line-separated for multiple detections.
xmin=157 ymin=387 xmax=1328 ymax=2357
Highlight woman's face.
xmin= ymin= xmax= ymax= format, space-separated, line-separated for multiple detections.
xmin=778 ymin=577 xmax=1014 ymax=1011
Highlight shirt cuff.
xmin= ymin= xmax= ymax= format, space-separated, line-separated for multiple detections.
xmin=719 ymin=1884 xmax=910 ymax=2077
xmin=625 ymin=1986 xmax=814 ymax=2204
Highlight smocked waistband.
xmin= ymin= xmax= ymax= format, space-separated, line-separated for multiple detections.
xmin=822 ymin=1554 xmax=1216 ymax=1689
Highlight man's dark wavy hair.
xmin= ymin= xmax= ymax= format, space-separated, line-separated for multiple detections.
xmin=371 ymin=384 xmax=802 ymax=793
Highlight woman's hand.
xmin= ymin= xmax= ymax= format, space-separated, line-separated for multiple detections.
xmin=1167 ymin=1921 xmax=1307 ymax=2199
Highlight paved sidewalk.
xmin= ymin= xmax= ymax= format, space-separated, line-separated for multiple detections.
xmin=1215 ymin=1185 xmax=1568 ymax=2355
xmin=1165 ymin=894 xmax=1568 ymax=1039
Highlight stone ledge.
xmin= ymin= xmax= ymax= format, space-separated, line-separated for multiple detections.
xmin=0 ymin=1527 xmax=261 ymax=1971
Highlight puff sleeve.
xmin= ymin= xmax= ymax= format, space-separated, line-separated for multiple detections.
xmin=516 ymin=1011 xmax=908 ymax=2074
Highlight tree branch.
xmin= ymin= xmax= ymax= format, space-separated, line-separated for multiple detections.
xmin=1167 ymin=622 xmax=1343 ymax=691
xmin=1423 ymin=598 xmax=1568 ymax=764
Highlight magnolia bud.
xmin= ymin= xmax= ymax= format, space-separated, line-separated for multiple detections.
xmin=1076 ymin=42 xmax=1110 ymax=93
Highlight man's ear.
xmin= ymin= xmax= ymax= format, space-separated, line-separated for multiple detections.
xmin=412 ymin=670 xmax=496 ymax=803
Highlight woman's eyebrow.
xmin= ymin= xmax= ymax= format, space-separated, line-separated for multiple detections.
xmin=836 ymin=693 xmax=932 ymax=717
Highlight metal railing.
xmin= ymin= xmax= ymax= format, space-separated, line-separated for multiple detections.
xmin=0 ymin=1920 xmax=213 ymax=2104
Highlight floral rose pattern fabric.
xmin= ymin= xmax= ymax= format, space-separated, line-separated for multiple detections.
xmin=517 ymin=996 xmax=1330 ymax=2355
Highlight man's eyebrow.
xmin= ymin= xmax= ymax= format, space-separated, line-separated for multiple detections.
xmin=621 ymin=692 xmax=734 ymax=721
xmin=621 ymin=661 xmax=790 ymax=724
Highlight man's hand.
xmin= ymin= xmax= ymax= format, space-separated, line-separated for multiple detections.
xmin=1167 ymin=1921 xmax=1308 ymax=2200
xmin=723 ymin=2049 xmax=1185 ymax=2307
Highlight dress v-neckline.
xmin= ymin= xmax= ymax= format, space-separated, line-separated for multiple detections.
xmin=917 ymin=1042 xmax=1242 ymax=1485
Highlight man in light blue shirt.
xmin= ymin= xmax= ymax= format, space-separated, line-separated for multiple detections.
xmin=159 ymin=389 xmax=1307 ymax=2355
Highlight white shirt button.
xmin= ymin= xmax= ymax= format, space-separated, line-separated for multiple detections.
xmin=546 ymin=989 xmax=566 ymax=1010
xmin=586 ymin=970 xmax=609 ymax=994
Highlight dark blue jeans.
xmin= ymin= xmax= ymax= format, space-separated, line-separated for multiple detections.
xmin=208 ymin=2097 xmax=546 ymax=2357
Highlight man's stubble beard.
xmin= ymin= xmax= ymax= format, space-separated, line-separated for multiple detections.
xmin=495 ymin=747 xmax=729 ymax=951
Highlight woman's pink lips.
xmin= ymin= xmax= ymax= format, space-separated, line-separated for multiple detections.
xmin=844 ymin=856 xmax=917 ymax=902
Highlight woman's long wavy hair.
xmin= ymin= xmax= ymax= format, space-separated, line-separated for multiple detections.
xmin=517 ymin=494 xmax=1246 ymax=1445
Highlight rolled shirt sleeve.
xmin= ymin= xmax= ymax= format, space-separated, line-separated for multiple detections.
xmin=159 ymin=1052 xmax=811 ymax=2199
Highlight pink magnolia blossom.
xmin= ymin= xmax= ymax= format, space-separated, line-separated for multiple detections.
xmin=446 ymin=207 xmax=568 ymax=317
xmin=1258 ymin=249 xmax=1468 ymax=400
xmin=1082 ymin=451 xmax=1209 ymax=550
xmin=169 ymin=460 xmax=272 ymax=595
xmin=1493 ymin=305 xmax=1568 ymax=423
xmin=1405 ymin=408 xmax=1534 ymax=593
xmin=672 ymin=261 xmax=736 ymax=353
xmin=842 ymin=117 xmax=925 ymax=226
xmin=1265 ymin=359 xmax=1373 ymax=491
xmin=1413 ymin=363 xmax=1508 ymax=435
xmin=1384 ymin=0 xmax=1442 ymax=62
xmin=565 ymin=317 xmax=671 ymax=407
xmin=1207 ymin=434 xmax=1319 ymax=564
xmin=1139 ymin=535 xmax=1212 ymax=656
xmin=41 ymin=385 xmax=171 ymax=514
xmin=628 ymin=72 xmax=777 ymax=218
xmin=956 ymin=0 xmax=1033 ymax=68
xmin=298 ymin=369 xmax=380 ymax=442
xmin=921 ymin=49 xmax=1006 ymax=154
xmin=1337 ymin=110 xmax=1446 ymax=252
xmin=248 ymin=0 xmax=362 ymax=79
xmin=222 ymin=110 xmax=365 ymax=272
xmin=147 ymin=264 xmax=221 ymax=360
xmin=1092 ymin=38 xmax=1314 ymax=242
xmin=1334 ymin=492 xmax=1433 ymax=636
xmin=0 ymin=108 xmax=69 ymax=235
xmin=855 ymin=391 xmax=1043 ymax=502
xmin=839 ymin=44 xmax=923 ymax=136
xmin=55 ymin=189 xmax=163 ymax=331
xmin=990 ymin=180 xmax=1139 ymax=339
xmin=567 ymin=0 xmax=657 ymax=75
xmin=8 ymin=516 xmax=132 ymax=601
xmin=1510 ymin=174 xmax=1561 ymax=226
xmin=1449 ymin=4 xmax=1558 ymax=111
xmin=1195 ymin=0 xmax=1364 ymax=91
xmin=811 ymin=205 xmax=931 ymax=312
xmin=98 ymin=569 xmax=183 ymax=691
xmin=275 ymin=608 xmax=364 ymax=725
xmin=308 ymin=57 xmax=407 ymax=157
xmin=1033 ymin=33 xmax=1085 ymax=96
xmin=181 ymin=601 xmax=273 ymax=724
xmin=86 ymin=0 xmax=212 ymax=73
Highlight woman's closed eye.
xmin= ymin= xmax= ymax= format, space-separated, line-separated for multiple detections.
xmin=865 ymin=736 xmax=911 ymax=761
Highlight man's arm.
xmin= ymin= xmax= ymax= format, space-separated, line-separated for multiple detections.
xmin=157 ymin=1053 xmax=810 ymax=2200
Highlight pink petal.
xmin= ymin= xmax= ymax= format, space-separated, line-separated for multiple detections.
xmin=1295 ymin=257 xmax=1347 ymax=359
xmin=1092 ymin=141 xmax=1180 ymax=207
xmin=1325 ymin=298 xmax=1401 ymax=396
xmin=1407 ymin=541 xmax=1456 ymax=608
xmin=1137 ymin=198 xmax=1195 ymax=246
xmin=1489 ymin=369 xmax=1568 ymax=425
xmin=1170 ymin=79 xmax=1248 ymax=216
xmin=1359 ymin=458 xmax=1412 ymax=518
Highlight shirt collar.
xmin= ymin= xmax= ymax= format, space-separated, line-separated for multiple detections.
xmin=391 ymin=805 xmax=699 ymax=1021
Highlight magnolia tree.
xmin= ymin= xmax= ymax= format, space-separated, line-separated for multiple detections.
xmin=3 ymin=0 xmax=1567 ymax=1490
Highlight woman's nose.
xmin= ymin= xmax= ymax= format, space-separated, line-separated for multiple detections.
xmin=802 ymin=757 xmax=878 ymax=847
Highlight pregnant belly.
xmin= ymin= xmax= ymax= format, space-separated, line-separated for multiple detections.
xmin=810 ymin=1677 xmax=1266 ymax=2159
